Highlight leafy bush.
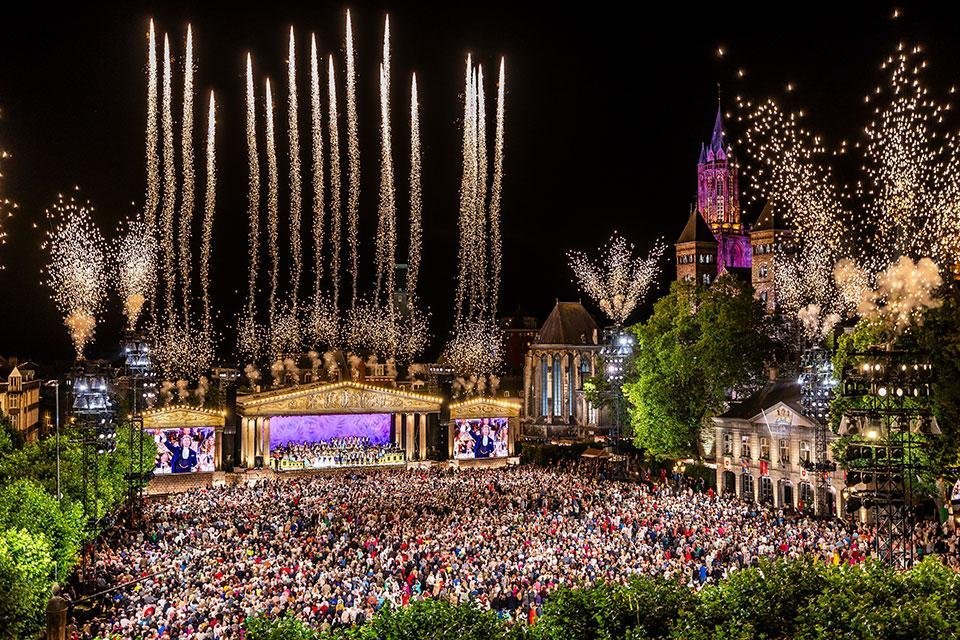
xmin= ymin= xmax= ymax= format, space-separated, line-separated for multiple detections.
xmin=0 ymin=528 xmax=55 ymax=639
xmin=239 ymin=558 xmax=960 ymax=640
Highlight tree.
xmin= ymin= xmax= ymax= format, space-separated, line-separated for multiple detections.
xmin=0 ymin=479 xmax=84 ymax=579
xmin=917 ymin=295 xmax=960 ymax=470
xmin=623 ymin=276 xmax=771 ymax=459
xmin=0 ymin=528 xmax=55 ymax=639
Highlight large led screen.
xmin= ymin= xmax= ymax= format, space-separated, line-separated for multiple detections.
xmin=269 ymin=414 xmax=399 ymax=469
xmin=147 ymin=427 xmax=216 ymax=474
xmin=453 ymin=417 xmax=509 ymax=460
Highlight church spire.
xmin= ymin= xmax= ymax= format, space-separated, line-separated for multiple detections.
xmin=710 ymin=87 xmax=725 ymax=152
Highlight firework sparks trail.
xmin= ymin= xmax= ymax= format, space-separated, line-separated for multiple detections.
xmin=345 ymin=9 xmax=360 ymax=308
xmin=287 ymin=27 xmax=303 ymax=310
xmin=310 ymin=33 xmax=325 ymax=301
xmin=178 ymin=25 xmax=195 ymax=331
xmin=201 ymin=91 xmax=216 ymax=334
xmin=160 ymin=33 xmax=177 ymax=326
xmin=327 ymin=55 xmax=342 ymax=314
xmin=265 ymin=78 xmax=280 ymax=329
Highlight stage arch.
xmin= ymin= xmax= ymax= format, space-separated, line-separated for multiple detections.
xmin=235 ymin=381 xmax=443 ymax=468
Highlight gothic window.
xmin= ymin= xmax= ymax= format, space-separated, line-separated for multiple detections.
xmin=552 ymin=357 xmax=563 ymax=416
xmin=800 ymin=440 xmax=811 ymax=463
xmin=779 ymin=439 xmax=789 ymax=464
xmin=540 ymin=357 xmax=549 ymax=416
xmin=568 ymin=354 xmax=576 ymax=416
xmin=740 ymin=434 xmax=751 ymax=459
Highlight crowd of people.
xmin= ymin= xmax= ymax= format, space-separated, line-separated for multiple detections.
xmin=270 ymin=436 xmax=405 ymax=470
xmin=70 ymin=465 xmax=960 ymax=639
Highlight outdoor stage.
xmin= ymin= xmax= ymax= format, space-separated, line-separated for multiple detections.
xmin=235 ymin=380 xmax=444 ymax=468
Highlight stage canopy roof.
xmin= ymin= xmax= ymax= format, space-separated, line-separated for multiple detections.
xmin=141 ymin=405 xmax=227 ymax=430
xmin=236 ymin=380 xmax=444 ymax=418
xmin=449 ymin=397 xmax=522 ymax=419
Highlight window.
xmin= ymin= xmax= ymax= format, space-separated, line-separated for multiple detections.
xmin=760 ymin=437 xmax=770 ymax=460
xmin=759 ymin=477 xmax=774 ymax=505
xmin=723 ymin=432 xmax=733 ymax=456
xmin=759 ymin=291 xmax=768 ymax=304
xmin=740 ymin=434 xmax=751 ymax=459
xmin=799 ymin=440 xmax=811 ymax=464
xmin=540 ymin=357 xmax=549 ymax=416
xmin=759 ymin=264 xmax=769 ymax=278
xmin=552 ymin=357 xmax=563 ymax=416
xmin=779 ymin=439 xmax=789 ymax=464
xmin=799 ymin=482 xmax=814 ymax=509
xmin=702 ymin=274 xmax=712 ymax=286
xmin=8 ymin=395 xmax=18 ymax=409
xmin=741 ymin=473 xmax=755 ymax=500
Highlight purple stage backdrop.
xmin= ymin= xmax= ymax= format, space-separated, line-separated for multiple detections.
xmin=270 ymin=413 xmax=392 ymax=447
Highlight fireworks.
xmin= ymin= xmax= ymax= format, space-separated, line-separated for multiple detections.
xmin=445 ymin=55 xmax=508 ymax=377
xmin=43 ymin=192 xmax=108 ymax=359
xmin=144 ymin=20 xmax=160 ymax=237
xmin=310 ymin=33 xmax=325 ymax=301
xmin=244 ymin=53 xmax=261 ymax=312
xmin=201 ymin=91 xmax=216 ymax=333
xmin=327 ymin=54 xmax=342 ymax=313
xmin=739 ymin=45 xmax=960 ymax=329
xmin=375 ymin=16 xmax=396 ymax=307
xmin=115 ymin=218 xmax=157 ymax=332
xmin=861 ymin=256 xmax=943 ymax=333
xmin=489 ymin=58 xmax=506 ymax=314
xmin=287 ymin=27 xmax=303 ymax=310
xmin=345 ymin=9 xmax=360 ymax=308
xmin=178 ymin=25 xmax=196 ymax=331
xmin=265 ymin=78 xmax=280 ymax=327
xmin=407 ymin=73 xmax=422 ymax=307
xmin=567 ymin=232 xmax=666 ymax=326
xmin=160 ymin=32 xmax=177 ymax=324
xmin=0 ymin=124 xmax=14 ymax=268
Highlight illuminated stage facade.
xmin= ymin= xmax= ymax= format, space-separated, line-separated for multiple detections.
xmin=235 ymin=381 xmax=443 ymax=469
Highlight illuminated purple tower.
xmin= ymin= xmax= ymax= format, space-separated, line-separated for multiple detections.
xmin=696 ymin=105 xmax=751 ymax=272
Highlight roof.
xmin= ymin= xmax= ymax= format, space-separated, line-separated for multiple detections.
xmin=535 ymin=302 xmax=598 ymax=346
xmin=752 ymin=201 xmax=791 ymax=232
xmin=719 ymin=379 xmax=806 ymax=420
xmin=677 ymin=208 xmax=718 ymax=245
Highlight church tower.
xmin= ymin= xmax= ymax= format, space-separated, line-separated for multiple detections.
xmin=676 ymin=102 xmax=751 ymax=283
xmin=697 ymin=105 xmax=751 ymax=272
xmin=750 ymin=202 xmax=794 ymax=313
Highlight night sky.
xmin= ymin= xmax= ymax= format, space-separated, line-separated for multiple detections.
xmin=0 ymin=3 xmax=957 ymax=364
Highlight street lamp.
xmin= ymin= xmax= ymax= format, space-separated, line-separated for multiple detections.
xmin=44 ymin=379 xmax=61 ymax=501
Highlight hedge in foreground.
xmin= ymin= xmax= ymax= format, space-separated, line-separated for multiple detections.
xmin=245 ymin=557 xmax=960 ymax=640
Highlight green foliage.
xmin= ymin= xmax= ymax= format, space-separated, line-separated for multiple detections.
xmin=671 ymin=559 xmax=829 ymax=640
xmin=917 ymin=297 xmax=960 ymax=470
xmin=249 ymin=558 xmax=960 ymax=640
xmin=0 ymin=528 xmax=55 ymax=639
xmin=0 ymin=478 xmax=84 ymax=579
xmin=321 ymin=600 xmax=512 ymax=640
xmin=0 ymin=419 xmax=153 ymax=637
xmin=246 ymin=614 xmax=320 ymax=640
xmin=529 ymin=578 xmax=694 ymax=640
xmin=623 ymin=276 xmax=771 ymax=459
xmin=0 ymin=414 xmax=14 ymax=457
xmin=793 ymin=557 xmax=960 ymax=640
